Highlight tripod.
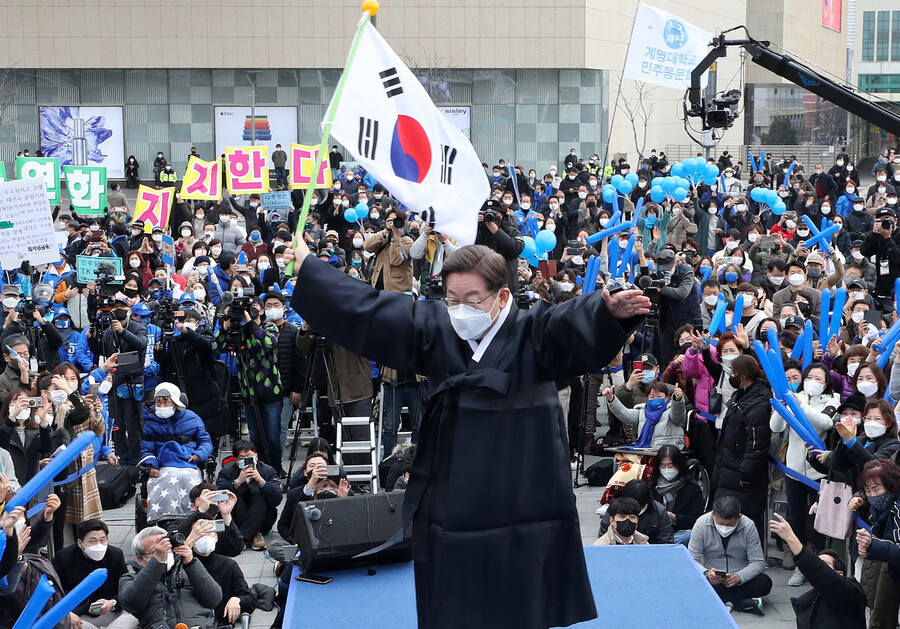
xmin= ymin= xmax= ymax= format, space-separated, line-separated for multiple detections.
xmin=286 ymin=333 xmax=344 ymax=483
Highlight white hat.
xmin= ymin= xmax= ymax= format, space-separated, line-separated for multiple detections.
xmin=154 ymin=383 xmax=186 ymax=409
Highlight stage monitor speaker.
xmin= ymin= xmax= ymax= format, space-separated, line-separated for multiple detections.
xmin=289 ymin=490 xmax=412 ymax=573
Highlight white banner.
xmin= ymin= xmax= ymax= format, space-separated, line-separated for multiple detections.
xmin=623 ymin=3 xmax=711 ymax=90
xmin=438 ymin=106 xmax=471 ymax=140
xmin=328 ymin=21 xmax=488 ymax=245
xmin=39 ymin=106 xmax=125 ymax=178
xmin=0 ymin=177 xmax=58 ymax=269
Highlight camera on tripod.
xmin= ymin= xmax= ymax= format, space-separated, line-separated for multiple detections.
xmin=515 ymin=285 xmax=538 ymax=310
xmin=95 ymin=262 xmax=124 ymax=298
xmin=154 ymin=297 xmax=183 ymax=340
xmin=422 ymin=275 xmax=444 ymax=300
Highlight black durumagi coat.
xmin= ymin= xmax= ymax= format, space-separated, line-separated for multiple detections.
xmin=292 ymin=258 xmax=642 ymax=629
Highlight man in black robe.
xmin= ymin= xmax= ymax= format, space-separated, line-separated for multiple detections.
xmin=286 ymin=241 xmax=649 ymax=629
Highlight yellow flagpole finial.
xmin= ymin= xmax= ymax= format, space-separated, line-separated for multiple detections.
xmin=362 ymin=0 xmax=380 ymax=16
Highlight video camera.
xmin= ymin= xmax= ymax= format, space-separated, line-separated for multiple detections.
xmin=515 ymin=285 xmax=539 ymax=310
xmin=95 ymin=261 xmax=124 ymax=298
xmin=153 ymin=296 xmax=183 ymax=341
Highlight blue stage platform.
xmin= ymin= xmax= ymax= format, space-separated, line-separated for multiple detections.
xmin=283 ymin=544 xmax=738 ymax=628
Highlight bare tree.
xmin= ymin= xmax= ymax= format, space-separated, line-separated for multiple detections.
xmin=0 ymin=68 xmax=27 ymax=127
xmin=615 ymin=77 xmax=656 ymax=162
xmin=400 ymin=48 xmax=457 ymax=104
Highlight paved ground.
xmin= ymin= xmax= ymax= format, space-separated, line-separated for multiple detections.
xmin=99 ymin=448 xmax=809 ymax=629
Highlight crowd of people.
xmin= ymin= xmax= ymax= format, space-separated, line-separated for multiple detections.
xmin=1 ymin=142 xmax=900 ymax=627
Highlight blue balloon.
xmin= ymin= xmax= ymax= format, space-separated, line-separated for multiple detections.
xmin=520 ymin=236 xmax=537 ymax=259
xmin=661 ymin=177 xmax=676 ymax=192
xmin=764 ymin=189 xmax=779 ymax=206
xmin=602 ymin=185 xmax=617 ymax=203
xmin=610 ymin=174 xmax=624 ymax=186
xmin=704 ymin=176 xmax=718 ymax=186
xmin=651 ymin=176 xmax=667 ymax=188
xmin=705 ymin=164 xmax=720 ymax=179
xmin=650 ymin=186 xmax=666 ymax=203
xmin=343 ymin=208 xmax=358 ymax=222
xmin=682 ymin=158 xmax=697 ymax=172
xmin=624 ymin=172 xmax=639 ymax=185
xmin=355 ymin=202 xmax=369 ymax=218
xmin=679 ymin=177 xmax=693 ymax=190
xmin=772 ymin=200 xmax=787 ymax=215
xmin=673 ymin=187 xmax=688 ymax=201
xmin=535 ymin=230 xmax=557 ymax=252
xmin=617 ymin=180 xmax=633 ymax=194
xmin=670 ymin=163 xmax=685 ymax=178
xmin=749 ymin=187 xmax=765 ymax=202
xmin=527 ymin=253 xmax=541 ymax=268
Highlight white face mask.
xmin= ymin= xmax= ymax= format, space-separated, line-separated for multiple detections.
xmin=578 ymin=192 xmax=587 ymax=199
xmin=715 ymin=523 xmax=737 ymax=537
xmin=788 ymin=273 xmax=805 ymax=287
xmin=82 ymin=543 xmax=108 ymax=561
xmin=638 ymin=181 xmax=647 ymax=189
xmin=660 ymin=468 xmax=679 ymax=481
xmin=703 ymin=294 xmax=719 ymax=307
xmin=193 ymin=535 xmax=217 ymax=555
xmin=820 ymin=205 xmax=831 ymax=215
xmin=2 ymin=297 xmax=18 ymax=309
xmin=852 ymin=251 xmax=864 ymax=261
xmin=721 ymin=354 xmax=738 ymax=366
xmin=257 ymin=262 xmax=269 ymax=271
xmin=804 ymin=380 xmax=825 ymax=397
xmin=353 ymin=238 xmax=364 ymax=248
xmin=851 ymin=311 xmax=865 ymax=324
xmin=858 ymin=381 xmax=879 ymax=398
xmin=341 ymin=200 xmax=350 ymax=208
xmin=155 ymin=405 xmax=175 ymax=419
xmin=129 ymin=259 xmax=142 ymax=269
xmin=785 ymin=220 xmax=797 ymax=229
xmin=230 ymin=217 xmax=238 ymax=226
xmin=183 ymin=322 xmax=198 ymax=331
xmin=98 ymin=380 xmax=113 ymax=395
xmin=572 ymin=256 xmax=584 ymax=266
xmin=673 ymin=207 xmax=681 ymax=216
xmin=865 ymin=422 xmax=887 ymax=439
xmin=599 ymin=218 xmax=609 ymax=226
xmin=748 ymin=233 xmax=759 ymax=243
xmin=211 ymin=246 xmax=222 ymax=256
xmin=49 ymin=390 xmax=68 ymax=406
xmin=520 ymin=203 xmax=531 ymax=210
xmin=853 ymin=204 xmax=864 ymax=212
xmin=265 ymin=307 xmax=284 ymax=321
xmin=10 ymin=407 xmax=29 ymax=422
xmin=447 ymin=294 xmax=499 ymax=341
xmin=725 ymin=241 xmax=738 ymax=251
xmin=708 ymin=207 xmax=717 ymax=215
xmin=557 ymin=282 xmax=574 ymax=292
xmin=847 ymin=362 xmax=861 ymax=378
xmin=370 ymin=212 xmax=380 ymax=220
xmin=194 ymin=288 xmax=207 ymax=301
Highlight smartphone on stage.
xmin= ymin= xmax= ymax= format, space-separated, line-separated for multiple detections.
xmin=296 ymin=573 xmax=333 ymax=585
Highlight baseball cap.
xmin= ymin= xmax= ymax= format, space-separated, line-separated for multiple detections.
xmin=806 ymin=253 xmax=825 ymax=266
xmin=656 ymin=249 xmax=675 ymax=271
xmin=783 ymin=315 xmax=805 ymax=330
xmin=132 ymin=303 xmax=152 ymax=317
xmin=637 ymin=353 xmax=658 ymax=368
xmin=1 ymin=285 xmax=20 ymax=297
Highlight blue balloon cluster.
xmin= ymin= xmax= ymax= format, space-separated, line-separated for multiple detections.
xmin=749 ymin=187 xmax=785 ymax=214
xmin=646 ymin=156 xmax=723 ymax=205
xmin=520 ymin=227 xmax=559 ymax=267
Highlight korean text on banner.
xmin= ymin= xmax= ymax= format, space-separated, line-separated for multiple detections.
xmin=262 ymin=191 xmax=291 ymax=211
xmin=62 ymin=165 xmax=107 ymax=215
xmin=289 ymin=144 xmax=330 ymax=190
xmin=16 ymin=157 xmax=62 ymax=205
xmin=623 ymin=2 xmax=712 ymax=90
xmin=0 ymin=177 xmax=59 ymax=268
xmin=134 ymin=185 xmax=174 ymax=232
xmin=159 ymin=235 xmax=175 ymax=266
xmin=76 ymin=255 xmax=124 ymax=285
xmin=326 ymin=19 xmax=489 ymax=246
xmin=181 ymin=156 xmax=222 ymax=200
xmin=225 ymin=146 xmax=269 ymax=194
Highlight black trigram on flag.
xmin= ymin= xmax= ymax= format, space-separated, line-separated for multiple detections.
xmin=440 ymin=144 xmax=457 ymax=185
xmin=379 ymin=67 xmax=403 ymax=98
xmin=358 ymin=117 xmax=379 ymax=159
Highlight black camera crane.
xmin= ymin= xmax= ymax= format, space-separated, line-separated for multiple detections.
xmin=685 ymin=27 xmax=900 ymax=136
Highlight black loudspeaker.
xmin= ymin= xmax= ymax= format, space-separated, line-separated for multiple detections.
xmin=289 ymin=491 xmax=412 ymax=572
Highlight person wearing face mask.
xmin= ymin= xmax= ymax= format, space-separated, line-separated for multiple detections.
xmin=152 ymin=152 xmax=167 ymax=175
xmin=603 ymin=380 xmax=685 ymax=449
xmin=844 ymin=196 xmax=875 ymax=243
xmin=0 ymin=387 xmax=49 ymax=484
xmin=695 ymin=199 xmax=727 ymax=257
xmin=52 ymin=519 xmax=137 ymax=629
xmin=0 ymin=336 xmax=34 ymax=402
xmin=283 ymin=239 xmax=650 ymax=627
xmin=861 ymin=207 xmax=900 ymax=310
xmin=593 ymin=497 xmax=649 ymax=546
xmin=803 ymin=251 xmax=844 ymax=292
xmin=808 ymin=162 xmax=838 ymax=204
xmin=240 ymin=224 xmax=269 ymax=264
xmin=847 ymin=241 xmax=878 ymax=290
xmin=53 ymin=308 xmax=93 ymax=372
xmin=119 ymin=524 xmax=222 ymax=629
xmin=597 ymin=479 xmax=675 ymax=545
xmin=213 ymin=207 xmax=247 ymax=255
xmin=769 ymin=363 xmax=840 ymax=586
xmin=363 ymin=208 xmax=415 ymax=293
xmin=125 ymin=154 xmax=140 ymax=188
xmin=666 ymin=201 xmax=698 ymax=249
xmin=141 ymin=383 xmax=212 ymax=519
xmin=828 ymin=152 xmax=851 ymax=189
xmin=154 ymin=162 xmax=177 ymax=188
xmin=648 ymin=445 xmax=705 ymax=546
xmin=410 ymin=225 xmax=460 ymax=299
xmin=772 ymin=261 xmax=822 ymax=316
xmin=711 ymin=355 xmax=772 ymax=541
xmin=615 ymin=352 xmax=675 ymax=416
xmin=257 ymin=294 xmax=303 ymax=454
xmin=689 ymin=495 xmax=771 ymax=614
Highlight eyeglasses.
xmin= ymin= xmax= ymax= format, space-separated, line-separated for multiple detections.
xmin=443 ymin=292 xmax=497 ymax=308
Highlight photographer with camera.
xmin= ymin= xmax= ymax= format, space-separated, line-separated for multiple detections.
xmin=101 ymin=296 xmax=148 ymax=466
xmin=643 ymin=247 xmax=702 ymax=366
xmin=120 ymin=523 xmax=222 ymax=629
xmin=363 ymin=207 xmax=414 ymax=292
xmin=215 ymin=441 xmax=282 ymax=550
xmin=213 ymin=295 xmax=284 ymax=475
xmin=410 ymin=225 xmax=459 ymax=300
xmin=861 ymin=207 xmax=900 ymax=311
xmin=475 ymin=199 xmax=526 ymax=291
xmin=0 ymin=288 xmax=63 ymax=373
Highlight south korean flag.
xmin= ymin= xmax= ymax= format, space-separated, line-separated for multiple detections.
xmin=327 ymin=18 xmax=488 ymax=245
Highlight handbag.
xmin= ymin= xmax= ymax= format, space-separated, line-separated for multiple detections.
xmin=707 ymin=371 xmax=724 ymax=415
xmin=814 ymin=478 xmax=854 ymax=538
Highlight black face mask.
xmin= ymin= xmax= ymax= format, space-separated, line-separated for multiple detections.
xmin=615 ymin=519 xmax=637 ymax=537
xmin=123 ymin=287 xmax=139 ymax=298
xmin=797 ymin=302 xmax=810 ymax=315
xmin=807 ymin=268 xmax=823 ymax=280
xmin=679 ymin=342 xmax=692 ymax=354
xmin=729 ymin=375 xmax=742 ymax=389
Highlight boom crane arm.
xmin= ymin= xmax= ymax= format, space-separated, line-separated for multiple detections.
xmin=686 ymin=33 xmax=900 ymax=137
